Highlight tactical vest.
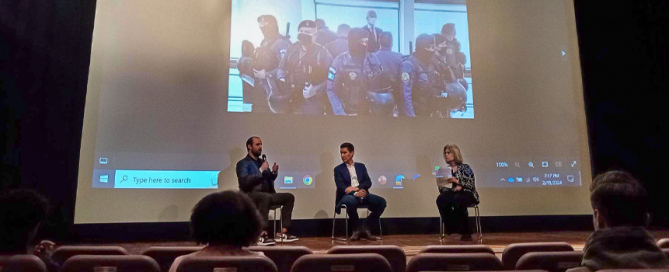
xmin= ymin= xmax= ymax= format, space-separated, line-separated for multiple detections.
xmin=284 ymin=45 xmax=328 ymax=92
xmin=409 ymin=57 xmax=446 ymax=117
xmin=336 ymin=54 xmax=393 ymax=115
xmin=256 ymin=36 xmax=290 ymax=71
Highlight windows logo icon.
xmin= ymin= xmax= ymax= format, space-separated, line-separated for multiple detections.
xmin=303 ymin=175 xmax=313 ymax=186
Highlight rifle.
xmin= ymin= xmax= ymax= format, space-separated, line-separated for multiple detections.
xmin=285 ymin=22 xmax=291 ymax=39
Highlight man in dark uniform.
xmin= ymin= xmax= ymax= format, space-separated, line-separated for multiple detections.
xmin=237 ymin=40 xmax=259 ymax=109
xmin=277 ymin=20 xmax=333 ymax=115
xmin=254 ymin=15 xmax=292 ymax=113
xmin=373 ymin=32 xmax=403 ymax=116
xmin=315 ymin=19 xmax=338 ymax=46
xmin=434 ymin=33 xmax=468 ymax=116
xmin=325 ymin=24 xmax=350 ymax=59
xmin=401 ymin=34 xmax=447 ymax=117
xmin=362 ymin=10 xmax=383 ymax=53
xmin=441 ymin=23 xmax=468 ymax=91
xmin=327 ymin=28 xmax=396 ymax=116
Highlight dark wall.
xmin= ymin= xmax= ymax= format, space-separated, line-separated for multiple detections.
xmin=2 ymin=0 xmax=668 ymax=241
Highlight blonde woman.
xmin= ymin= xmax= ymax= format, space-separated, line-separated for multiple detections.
xmin=436 ymin=144 xmax=479 ymax=241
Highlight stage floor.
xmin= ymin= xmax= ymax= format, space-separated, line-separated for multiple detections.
xmin=93 ymin=230 xmax=669 ymax=258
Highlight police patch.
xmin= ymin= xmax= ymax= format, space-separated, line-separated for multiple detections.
xmin=401 ymin=72 xmax=410 ymax=82
xmin=349 ymin=72 xmax=358 ymax=80
xmin=328 ymin=67 xmax=336 ymax=81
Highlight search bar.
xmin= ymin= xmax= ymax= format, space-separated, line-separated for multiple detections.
xmin=114 ymin=170 xmax=219 ymax=189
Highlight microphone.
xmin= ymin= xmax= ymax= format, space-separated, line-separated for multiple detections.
xmin=262 ymin=154 xmax=276 ymax=174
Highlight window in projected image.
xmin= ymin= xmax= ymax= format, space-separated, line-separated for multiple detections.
xmin=228 ymin=0 xmax=473 ymax=119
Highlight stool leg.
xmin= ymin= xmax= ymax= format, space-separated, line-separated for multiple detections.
xmin=476 ymin=206 xmax=483 ymax=244
xmin=345 ymin=209 xmax=348 ymax=239
xmin=333 ymin=205 xmax=351 ymax=242
xmin=331 ymin=208 xmax=337 ymax=239
xmin=378 ymin=217 xmax=383 ymax=240
xmin=273 ymin=208 xmax=277 ymax=240
xmin=440 ymin=216 xmax=444 ymax=239
xmin=279 ymin=206 xmax=283 ymax=242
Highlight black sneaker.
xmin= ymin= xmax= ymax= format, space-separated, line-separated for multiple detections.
xmin=277 ymin=233 xmax=299 ymax=243
xmin=258 ymin=234 xmax=275 ymax=246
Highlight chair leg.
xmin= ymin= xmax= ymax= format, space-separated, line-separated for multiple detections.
xmin=332 ymin=205 xmax=349 ymax=242
xmin=439 ymin=216 xmax=445 ymax=239
xmin=378 ymin=217 xmax=383 ymax=240
xmin=279 ymin=206 xmax=283 ymax=242
xmin=273 ymin=208 xmax=277 ymax=240
xmin=475 ymin=206 xmax=483 ymax=244
xmin=345 ymin=209 xmax=348 ymax=239
xmin=331 ymin=208 xmax=337 ymax=239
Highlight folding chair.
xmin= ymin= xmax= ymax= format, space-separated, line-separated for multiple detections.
xmin=247 ymin=245 xmax=312 ymax=272
xmin=292 ymin=253 xmax=392 ymax=272
xmin=419 ymin=245 xmax=495 ymax=255
xmin=61 ymin=255 xmax=160 ymax=272
xmin=269 ymin=205 xmax=283 ymax=241
xmin=0 ymin=254 xmax=47 ymax=272
xmin=175 ymin=255 xmax=277 ymax=272
xmin=515 ymin=251 xmax=584 ymax=272
xmin=52 ymin=245 xmax=129 ymax=265
xmin=141 ymin=246 xmax=204 ymax=272
xmin=327 ymin=245 xmax=406 ymax=272
xmin=406 ymin=253 xmax=503 ymax=272
xmin=332 ymin=203 xmax=382 ymax=241
xmin=440 ymin=204 xmax=482 ymax=243
xmin=502 ymin=242 xmax=574 ymax=270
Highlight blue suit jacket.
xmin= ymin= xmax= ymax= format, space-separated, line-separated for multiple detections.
xmin=334 ymin=162 xmax=372 ymax=207
xmin=236 ymin=155 xmax=277 ymax=193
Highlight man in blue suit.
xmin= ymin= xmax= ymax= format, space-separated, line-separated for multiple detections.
xmin=334 ymin=142 xmax=387 ymax=241
xmin=236 ymin=136 xmax=298 ymax=245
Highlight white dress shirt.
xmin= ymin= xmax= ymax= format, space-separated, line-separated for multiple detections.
xmin=346 ymin=162 xmax=359 ymax=188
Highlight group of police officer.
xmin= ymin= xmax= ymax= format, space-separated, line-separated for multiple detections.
xmin=237 ymin=11 xmax=469 ymax=118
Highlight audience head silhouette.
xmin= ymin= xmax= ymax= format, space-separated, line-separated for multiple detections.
xmin=567 ymin=172 xmax=669 ymax=272
xmin=589 ymin=171 xmax=649 ymax=229
xmin=0 ymin=189 xmax=49 ymax=254
xmin=190 ymin=191 xmax=263 ymax=247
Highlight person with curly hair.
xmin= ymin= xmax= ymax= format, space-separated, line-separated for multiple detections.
xmin=169 ymin=191 xmax=264 ymax=272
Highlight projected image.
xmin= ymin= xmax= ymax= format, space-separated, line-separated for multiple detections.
xmin=79 ymin=0 xmax=590 ymax=223
xmin=228 ymin=0 xmax=474 ymax=118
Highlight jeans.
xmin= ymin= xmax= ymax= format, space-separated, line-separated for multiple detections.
xmin=340 ymin=193 xmax=386 ymax=231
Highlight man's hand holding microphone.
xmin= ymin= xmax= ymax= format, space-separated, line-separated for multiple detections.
xmin=260 ymin=154 xmax=279 ymax=174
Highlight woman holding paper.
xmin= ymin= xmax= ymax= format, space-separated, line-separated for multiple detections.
xmin=436 ymin=144 xmax=479 ymax=241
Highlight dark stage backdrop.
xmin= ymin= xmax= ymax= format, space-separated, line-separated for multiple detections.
xmin=2 ymin=0 xmax=668 ymax=241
